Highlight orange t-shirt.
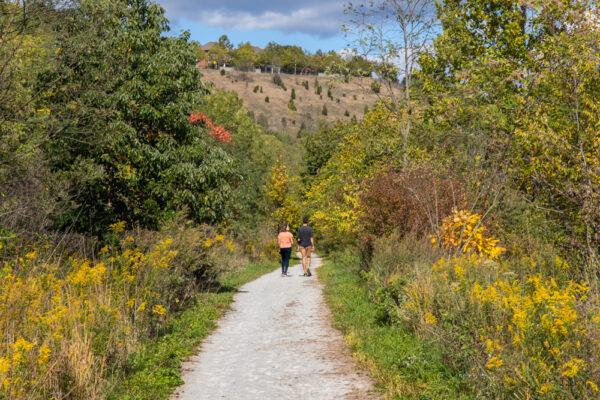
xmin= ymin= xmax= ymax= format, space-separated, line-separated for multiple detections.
xmin=277 ymin=231 xmax=294 ymax=249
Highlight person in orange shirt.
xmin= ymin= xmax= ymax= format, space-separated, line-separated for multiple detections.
xmin=277 ymin=224 xmax=294 ymax=277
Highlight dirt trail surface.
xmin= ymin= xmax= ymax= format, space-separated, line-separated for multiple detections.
xmin=173 ymin=255 xmax=377 ymax=400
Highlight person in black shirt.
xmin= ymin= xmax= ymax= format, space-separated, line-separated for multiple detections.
xmin=297 ymin=216 xmax=315 ymax=277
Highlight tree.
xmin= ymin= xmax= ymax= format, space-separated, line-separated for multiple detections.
xmin=345 ymin=0 xmax=438 ymax=165
xmin=40 ymin=0 xmax=234 ymax=234
xmin=233 ymin=42 xmax=257 ymax=71
xmin=218 ymin=34 xmax=233 ymax=50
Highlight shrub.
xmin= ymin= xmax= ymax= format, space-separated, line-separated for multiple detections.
xmin=253 ymin=85 xmax=259 ymax=93
xmin=272 ymin=74 xmax=286 ymax=90
xmin=288 ymin=99 xmax=297 ymax=111
xmin=265 ymin=96 xmax=269 ymax=103
xmin=260 ymin=86 xmax=263 ymax=93
xmin=360 ymin=167 xmax=465 ymax=240
xmin=344 ymin=110 xmax=350 ymax=117
xmin=316 ymin=85 xmax=322 ymax=95
xmin=0 ymin=220 xmax=240 ymax=398
xmin=302 ymin=80 xmax=309 ymax=90
xmin=291 ymin=88 xmax=296 ymax=100
xmin=321 ymin=104 xmax=328 ymax=116
xmin=371 ymin=80 xmax=381 ymax=94
xmin=353 ymin=94 xmax=357 ymax=100
xmin=327 ymin=87 xmax=333 ymax=100
xmin=220 ymin=68 xmax=226 ymax=76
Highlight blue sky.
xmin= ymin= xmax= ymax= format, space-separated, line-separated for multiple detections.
xmin=156 ymin=0 xmax=349 ymax=52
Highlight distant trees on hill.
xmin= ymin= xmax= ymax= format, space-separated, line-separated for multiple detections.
xmin=197 ymin=37 xmax=375 ymax=77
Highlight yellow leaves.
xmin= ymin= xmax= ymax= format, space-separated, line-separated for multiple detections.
xmin=437 ymin=209 xmax=506 ymax=259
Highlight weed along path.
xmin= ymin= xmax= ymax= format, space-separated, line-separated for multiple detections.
xmin=172 ymin=255 xmax=377 ymax=400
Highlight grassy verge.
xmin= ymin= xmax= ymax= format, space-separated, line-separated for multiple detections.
xmin=107 ymin=262 xmax=276 ymax=400
xmin=319 ymin=257 xmax=471 ymax=400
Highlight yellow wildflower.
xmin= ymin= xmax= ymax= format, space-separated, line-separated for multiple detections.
xmin=109 ymin=220 xmax=126 ymax=234
xmin=485 ymin=356 xmax=504 ymax=369
xmin=539 ymin=383 xmax=552 ymax=394
xmin=586 ymin=381 xmax=599 ymax=392
xmin=152 ymin=304 xmax=167 ymax=316
xmin=560 ymin=358 xmax=585 ymax=378
xmin=37 ymin=344 xmax=51 ymax=366
xmin=0 ymin=357 xmax=9 ymax=374
xmin=424 ymin=312 xmax=438 ymax=325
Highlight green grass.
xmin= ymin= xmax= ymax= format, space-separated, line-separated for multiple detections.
xmin=107 ymin=262 xmax=277 ymax=400
xmin=319 ymin=258 xmax=471 ymax=400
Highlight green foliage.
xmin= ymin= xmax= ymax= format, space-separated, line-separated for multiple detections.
xmin=264 ymin=96 xmax=269 ymax=103
xmin=344 ymin=110 xmax=350 ymax=117
xmin=287 ymin=99 xmax=297 ymax=111
xmin=272 ymin=74 xmax=286 ymax=90
xmin=39 ymin=1 xmax=235 ymax=234
xmin=320 ymin=253 xmax=470 ymax=400
xmin=321 ymin=104 xmax=328 ymax=116
xmin=290 ymin=88 xmax=296 ymax=100
xmin=370 ymin=81 xmax=381 ymax=94
xmin=316 ymin=84 xmax=322 ymax=95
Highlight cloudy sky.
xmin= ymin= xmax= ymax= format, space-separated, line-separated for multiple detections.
xmin=156 ymin=0 xmax=349 ymax=52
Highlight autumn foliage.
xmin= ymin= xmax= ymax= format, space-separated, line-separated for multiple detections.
xmin=189 ymin=112 xmax=232 ymax=143
xmin=360 ymin=168 xmax=465 ymax=239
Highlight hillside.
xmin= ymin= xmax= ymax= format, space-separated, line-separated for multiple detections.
xmin=201 ymin=68 xmax=388 ymax=134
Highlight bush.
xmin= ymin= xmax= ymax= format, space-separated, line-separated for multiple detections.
xmin=371 ymin=80 xmax=381 ymax=94
xmin=272 ymin=74 xmax=286 ymax=90
xmin=291 ymin=88 xmax=296 ymax=100
xmin=302 ymin=80 xmax=309 ymax=90
xmin=220 ymin=68 xmax=226 ymax=76
xmin=316 ymin=85 xmax=322 ymax=95
xmin=321 ymin=104 xmax=328 ymax=116
xmin=0 ymin=218 xmax=243 ymax=398
xmin=288 ymin=99 xmax=297 ymax=111
xmin=360 ymin=167 xmax=465 ymax=240
xmin=253 ymin=85 xmax=259 ymax=93
xmin=327 ymin=87 xmax=333 ymax=100
xmin=265 ymin=96 xmax=269 ymax=103
xmin=344 ymin=110 xmax=350 ymax=117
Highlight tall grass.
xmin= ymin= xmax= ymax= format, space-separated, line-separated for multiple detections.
xmin=0 ymin=219 xmax=248 ymax=399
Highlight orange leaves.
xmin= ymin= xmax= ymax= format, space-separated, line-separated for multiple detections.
xmin=188 ymin=111 xmax=232 ymax=143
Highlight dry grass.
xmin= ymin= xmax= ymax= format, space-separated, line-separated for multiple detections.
xmin=200 ymin=69 xmax=389 ymax=134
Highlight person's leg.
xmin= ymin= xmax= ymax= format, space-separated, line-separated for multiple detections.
xmin=305 ymin=246 xmax=313 ymax=275
xmin=299 ymin=246 xmax=307 ymax=274
xmin=280 ymin=249 xmax=286 ymax=275
xmin=283 ymin=248 xmax=291 ymax=274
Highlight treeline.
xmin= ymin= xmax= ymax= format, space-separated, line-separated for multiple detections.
xmin=271 ymin=0 xmax=599 ymax=398
xmin=0 ymin=1 xmax=284 ymax=398
xmin=200 ymin=35 xmax=375 ymax=77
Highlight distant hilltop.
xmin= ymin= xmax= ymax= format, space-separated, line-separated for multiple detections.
xmin=195 ymin=34 xmax=398 ymax=80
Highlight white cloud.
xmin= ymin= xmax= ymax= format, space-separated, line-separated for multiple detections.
xmin=157 ymin=0 xmax=346 ymax=37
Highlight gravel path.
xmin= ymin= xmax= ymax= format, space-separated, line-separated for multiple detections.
xmin=173 ymin=255 xmax=377 ymax=400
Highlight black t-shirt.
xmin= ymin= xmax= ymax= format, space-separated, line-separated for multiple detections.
xmin=297 ymin=225 xmax=313 ymax=247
